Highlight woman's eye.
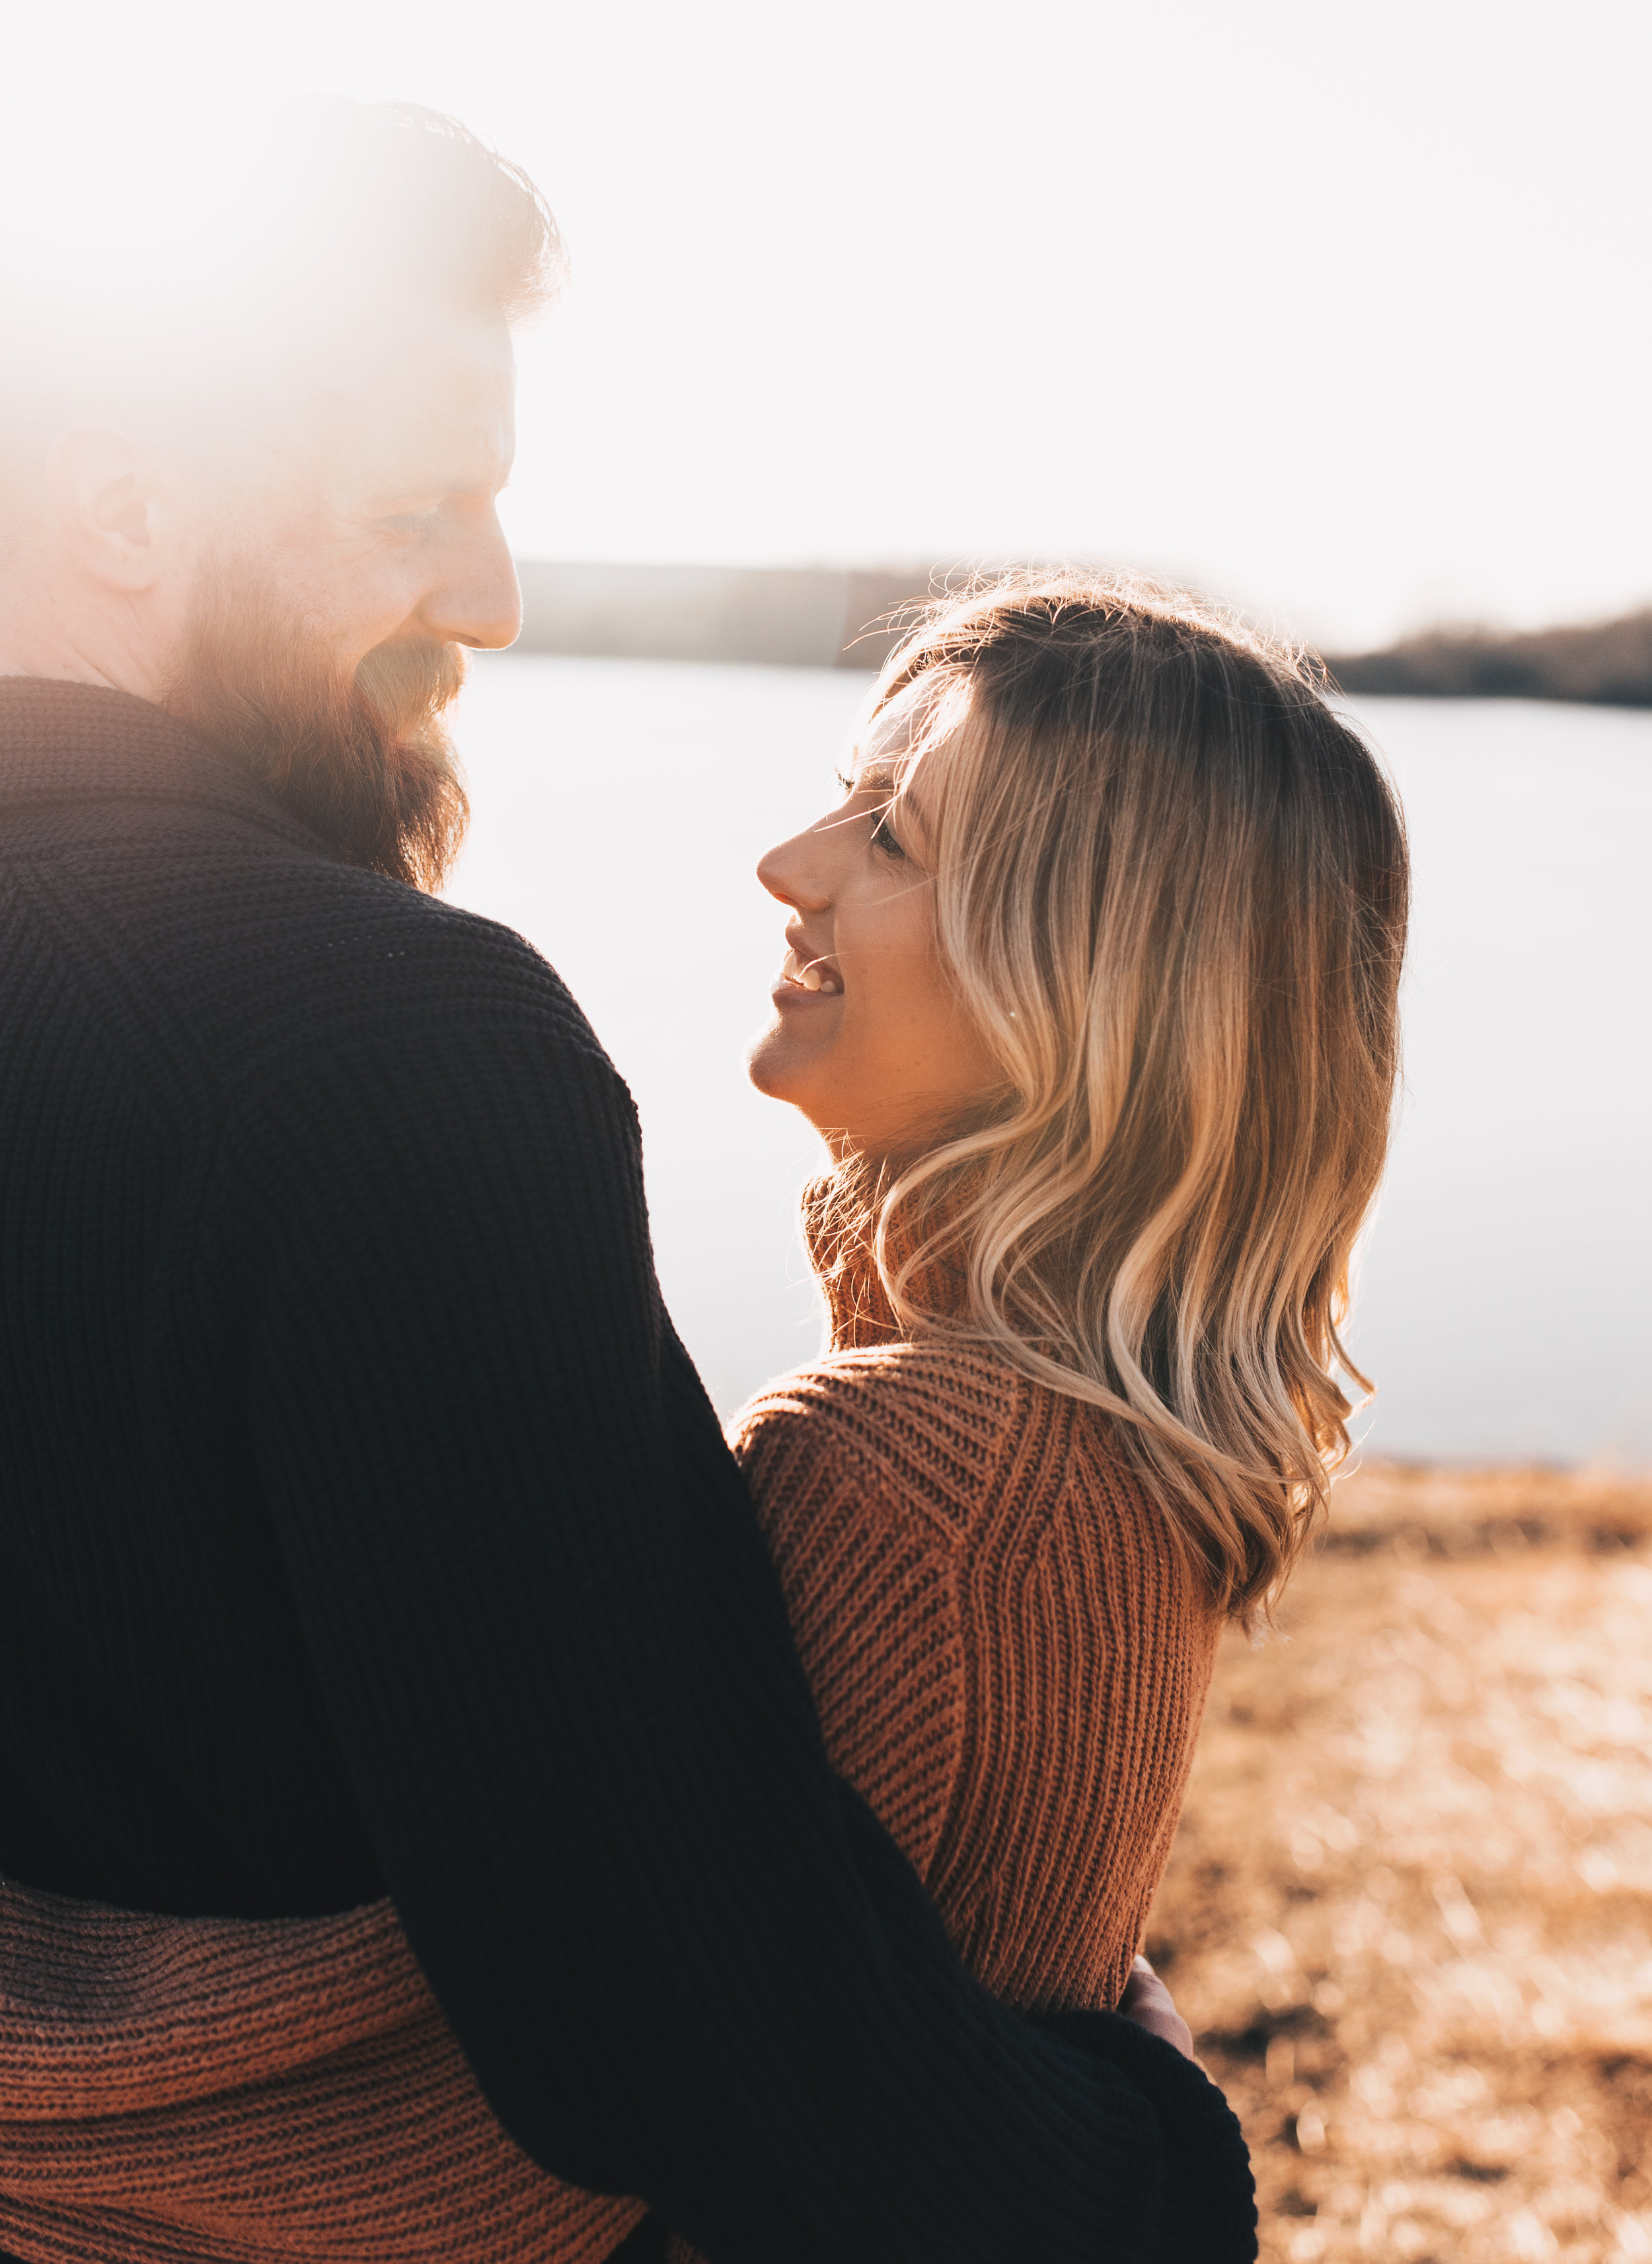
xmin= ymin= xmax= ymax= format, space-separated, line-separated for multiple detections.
xmin=870 ymin=808 xmax=907 ymax=859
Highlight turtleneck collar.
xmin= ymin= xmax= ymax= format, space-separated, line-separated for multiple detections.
xmin=802 ymin=1172 xmax=975 ymax=1352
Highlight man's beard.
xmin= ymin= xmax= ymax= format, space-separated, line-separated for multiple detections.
xmin=165 ymin=561 xmax=470 ymax=893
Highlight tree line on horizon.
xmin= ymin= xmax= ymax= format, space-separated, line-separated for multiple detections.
xmin=1324 ymin=609 xmax=1652 ymax=708
xmin=512 ymin=562 xmax=1652 ymax=706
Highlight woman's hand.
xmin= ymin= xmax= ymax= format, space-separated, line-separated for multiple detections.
xmin=1119 ymin=1954 xmax=1196 ymax=2060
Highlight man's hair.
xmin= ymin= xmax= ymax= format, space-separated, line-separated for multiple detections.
xmin=283 ymin=100 xmax=565 ymax=326
xmin=1 ymin=99 xmax=564 ymax=464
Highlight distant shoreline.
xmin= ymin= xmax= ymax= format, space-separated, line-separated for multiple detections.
xmin=512 ymin=560 xmax=1652 ymax=707
xmin=513 ymin=561 xmax=920 ymax=674
xmin=1324 ymin=610 xmax=1652 ymax=709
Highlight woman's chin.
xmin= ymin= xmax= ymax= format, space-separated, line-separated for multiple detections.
xmin=745 ymin=1025 xmax=834 ymax=1130
xmin=744 ymin=1022 xmax=800 ymax=1102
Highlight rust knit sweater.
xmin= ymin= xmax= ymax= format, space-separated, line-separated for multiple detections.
xmin=732 ymin=1188 xmax=1224 ymax=2019
xmin=0 ymin=1192 xmax=1228 ymax=2263
xmin=652 ymin=1195 xmax=1230 ymax=2264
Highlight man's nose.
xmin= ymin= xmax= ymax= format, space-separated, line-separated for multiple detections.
xmin=418 ymin=511 xmax=522 ymax=651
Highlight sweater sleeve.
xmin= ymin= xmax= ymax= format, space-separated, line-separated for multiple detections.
xmin=731 ymin=1385 xmax=968 ymax=1888
xmin=733 ymin=1373 xmax=1217 ymax=2020
xmin=223 ymin=943 xmax=1254 ymax=2264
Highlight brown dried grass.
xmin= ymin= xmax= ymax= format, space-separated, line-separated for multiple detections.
xmin=1145 ymin=1464 xmax=1652 ymax=2264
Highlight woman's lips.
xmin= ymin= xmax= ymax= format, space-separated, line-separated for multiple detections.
xmin=771 ymin=978 xmax=841 ymax=1012
xmin=776 ymin=945 xmax=842 ymax=999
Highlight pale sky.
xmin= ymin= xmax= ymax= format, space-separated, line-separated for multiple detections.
xmin=7 ymin=0 xmax=1648 ymax=648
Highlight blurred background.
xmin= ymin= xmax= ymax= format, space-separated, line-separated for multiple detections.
xmin=7 ymin=0 xmax=1648 ymax=1460
xmin=9 ymin=5 xmax=1651 ymax=2255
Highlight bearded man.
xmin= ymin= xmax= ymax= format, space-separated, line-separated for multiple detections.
xmin=0 ymin=104 xmax=1252 ymax=2264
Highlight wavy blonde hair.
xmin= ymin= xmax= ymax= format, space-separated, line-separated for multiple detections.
xmin=824 ymin=572 xmax=1409 ymax=1624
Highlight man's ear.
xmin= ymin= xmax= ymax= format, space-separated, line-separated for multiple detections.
xmin=44 ymin=426 xmax=170 ymax=591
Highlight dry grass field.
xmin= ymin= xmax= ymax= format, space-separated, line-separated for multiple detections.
xmin=1145 ymin=1465 xmax=1652 ymax=2264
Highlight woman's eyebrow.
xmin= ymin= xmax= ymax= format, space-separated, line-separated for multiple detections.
xmin=858 ymin=759 xmax=932 ymax=853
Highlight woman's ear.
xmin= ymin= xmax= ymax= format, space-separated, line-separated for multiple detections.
xmin=44 ymin=426 xmax=170 ymax=591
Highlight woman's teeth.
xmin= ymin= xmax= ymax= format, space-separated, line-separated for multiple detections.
xmin=782 ymin=947 xmax=841 ymax=996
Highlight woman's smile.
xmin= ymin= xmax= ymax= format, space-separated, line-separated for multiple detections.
xmin=775 ymin=938 xmax=843 ymax=999
xmin=747 ymin=683 xmax=1004 ymax=1160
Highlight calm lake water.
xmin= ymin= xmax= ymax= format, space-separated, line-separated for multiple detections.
xmin=444 ymin=653 xmax=1652 ymax=1467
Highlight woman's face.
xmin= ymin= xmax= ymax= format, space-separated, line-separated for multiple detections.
xmin=747 ymin=689 xmax=1002 ymax=1160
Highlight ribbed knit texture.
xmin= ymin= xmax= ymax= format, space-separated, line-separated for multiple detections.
xmin=0 ymin=678 xmax=1256 ymax=2264
xmin=737 ymin=1184 xmax=1223 ymax=2018
xmin=0 ymin=1879 xmax=640 ymax=2263
xmin=659 ymin=1198 xmax=1229 ymax=2264
xmin=0 ymin=1181 xmax=1226 ymax=2264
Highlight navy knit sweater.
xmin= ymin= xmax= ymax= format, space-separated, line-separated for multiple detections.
xmin=0 ymin=678 xmax=1254 ymax=2264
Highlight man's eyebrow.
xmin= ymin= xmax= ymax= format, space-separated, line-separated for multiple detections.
xmin=369 ymin=455 xmax=512 ymax=500
xmin=364 ymin=474 xmax=511 ymax=516
xmin=432 ymin=472 xmax=511 ymax=501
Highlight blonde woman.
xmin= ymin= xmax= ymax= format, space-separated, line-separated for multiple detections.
xmin=724 ymin=568 xmax=1408 ymax=2035
xmin=0 ymin=576 xmax=1402 ymax=2264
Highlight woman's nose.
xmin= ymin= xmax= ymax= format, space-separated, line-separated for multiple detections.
xmin=757 ymin=834 xmax=829 ymax=911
